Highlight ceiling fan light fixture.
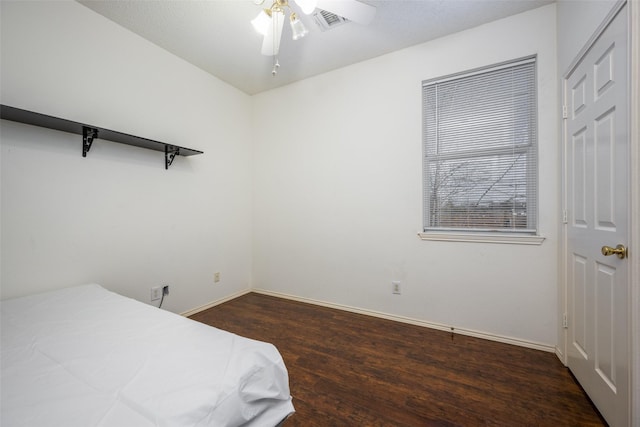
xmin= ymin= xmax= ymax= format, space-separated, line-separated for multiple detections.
xmin=254 ymin=0 xmax=376 ymax=73
xmin=290 ymin=13 xmax=309 ymax=40
xmin=251 ymin=9 xmax=272 ymax=35
xmin=294 ymin=0 xmax=318 ymax=15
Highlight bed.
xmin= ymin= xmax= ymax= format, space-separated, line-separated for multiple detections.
xmin=0 ymin=284 xmax=294 ymax=426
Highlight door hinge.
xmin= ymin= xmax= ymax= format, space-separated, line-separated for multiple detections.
xmin=563 ymin=313 xmax=568 ymax=329
xmin=562 ymin=209 xmax=568 ymax=224
xmin=562 ymin=105 xmax=568 ymax=119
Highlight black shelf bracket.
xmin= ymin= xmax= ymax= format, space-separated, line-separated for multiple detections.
xmin=82 ymin=126 xmax=98 ymax=157
xmin=165 ymin=145 xmax=180 ymax=170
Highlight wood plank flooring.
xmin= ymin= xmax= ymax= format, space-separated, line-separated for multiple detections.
xmin=189 ymin=293 xmax=605 ymax=426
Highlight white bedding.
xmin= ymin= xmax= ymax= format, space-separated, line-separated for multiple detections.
xmin=1 ymin=284 xmax=294 ymax=426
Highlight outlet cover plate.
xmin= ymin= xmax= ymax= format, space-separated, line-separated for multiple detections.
xmin=392 ymin=281 xmax=401 ymax=295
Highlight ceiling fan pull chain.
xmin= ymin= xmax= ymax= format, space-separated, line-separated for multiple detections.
xmin=272 ymin=11 xmax=279 ymax=76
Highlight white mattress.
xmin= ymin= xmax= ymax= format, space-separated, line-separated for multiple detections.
xmin=1 ymin=284 xmax=294 ymax=426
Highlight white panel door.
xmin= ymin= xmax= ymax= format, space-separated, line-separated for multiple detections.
xmin=565 ymin=5 xmax=629 ymax=427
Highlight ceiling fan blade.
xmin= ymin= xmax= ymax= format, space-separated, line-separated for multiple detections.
xmin=261 ymin=10 xmax=285 ymax=56
xmin=315 ymin=0 xmax=376 ymax=25
xmin=294 ymin=0 xmax=318 ymax=15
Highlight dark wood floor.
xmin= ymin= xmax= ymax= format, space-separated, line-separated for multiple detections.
xmin=189 ymin=293 xmax=605 ymax=426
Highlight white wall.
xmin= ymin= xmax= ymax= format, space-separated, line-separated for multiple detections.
xmin=0 ymin=1 xmax=253 ymax=313
xmin=253 ymin=4 xmax=559 ymax=347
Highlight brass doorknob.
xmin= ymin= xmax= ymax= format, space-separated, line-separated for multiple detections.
xmin=601 ymin=244 xmax=627 ymax=259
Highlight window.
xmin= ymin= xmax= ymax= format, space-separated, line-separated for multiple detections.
xmin=422 ymin=57 xmax=537 ymax=235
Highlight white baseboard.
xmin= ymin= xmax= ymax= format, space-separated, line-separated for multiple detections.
xmin=180 ymin=288 xmax=251 ymax=317
xmin=555 ymin=346 xmax=567 ymax=366
xmin=252 ymin=288 xmax=556 ymax=353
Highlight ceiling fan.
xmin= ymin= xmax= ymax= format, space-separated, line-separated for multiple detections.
xmin=251 ymin=0 xmax=376 ymax=74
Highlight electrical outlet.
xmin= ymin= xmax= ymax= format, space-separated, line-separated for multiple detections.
xmin=392 ymin=281 xmax=401 ymax=295
xmin=151 ymin=286 xmax=162 ymax=301
xmin=214 ymin=272 xmax=221 ymax=283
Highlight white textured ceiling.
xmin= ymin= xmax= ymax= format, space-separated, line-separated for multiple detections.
xmin=78 ymin=0 xmax=553 ymax=95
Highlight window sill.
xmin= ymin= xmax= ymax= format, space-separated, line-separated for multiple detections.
xmin=417 ymin=232 xmax=545 ymax=245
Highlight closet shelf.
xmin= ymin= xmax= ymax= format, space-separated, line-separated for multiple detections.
xmin=0 ymin=104 xmax=203 ymax=169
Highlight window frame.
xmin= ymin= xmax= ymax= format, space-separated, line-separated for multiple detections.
xmin=420 ymin=56 xmax=544 ymax=245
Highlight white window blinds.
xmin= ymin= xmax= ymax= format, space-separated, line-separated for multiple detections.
xmin=422 ymin=57 xmax=538 ymax=233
